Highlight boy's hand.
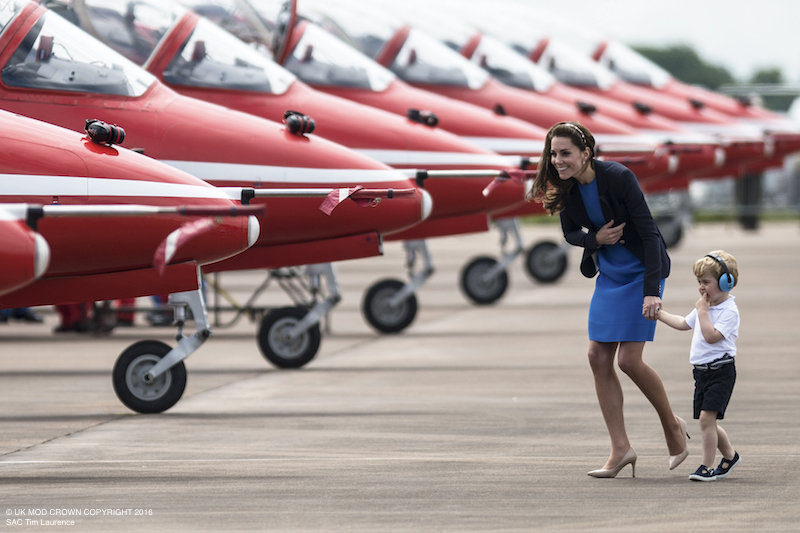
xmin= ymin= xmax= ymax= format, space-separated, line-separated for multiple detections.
xmin=696 ymin=295 xmax=710 ymax=312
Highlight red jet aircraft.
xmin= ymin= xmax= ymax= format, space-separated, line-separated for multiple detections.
xmin=0 ymin=1 xmax=429 ymax=368
xmin=591 ymin=39 xmax=800 ymax=170
xmin=60 ymin=0 xmax=556 ymax=331
xmin=175 ymin=0 xmax=704 ymax=316
xmin=0 ymin=109 xmax=267 ymax=413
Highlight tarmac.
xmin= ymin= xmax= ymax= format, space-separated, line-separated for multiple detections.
xmin=1 ymin=220 xmax=799 ymax=532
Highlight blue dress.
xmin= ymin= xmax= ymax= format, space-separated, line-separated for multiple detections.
xmin=579 ymin=179 xmax=663 ymax=342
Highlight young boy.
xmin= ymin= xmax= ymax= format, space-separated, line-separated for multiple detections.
xmin=656 ymin=251 xmax=741 ymax=481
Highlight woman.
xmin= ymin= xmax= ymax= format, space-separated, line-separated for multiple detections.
xmin=531 ymin=121 xmax=689 ymax=478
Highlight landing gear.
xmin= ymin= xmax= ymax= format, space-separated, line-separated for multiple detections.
xmin=524 ymin=241 xmax=568 ymax=283
xmin=648 ymin=190 xmax=692 ymax=249
xmin=112 ymin=286 xmax=209 ymax=413
xmin=460 ymin=256 xmax=508 ymax=305
xmin=362 ymin=278 xmax=418 ymax=333
xmin=205 ymin=263 xmax=341 ymax=368
xmin=655 ymin=216 xmax=684 ymax=249
xmin=257 ymin=306 xmax=321 ymax=368
xmin=459 ymin=218 xmax=567 ymax=304
xmin=361 ymin=240 xmax=430 ymax=333
xmin=112 ymin=340 xmax=186 ymax=414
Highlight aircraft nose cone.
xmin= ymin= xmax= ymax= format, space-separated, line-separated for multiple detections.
xmin=33 ymin=233 xmax=51 ymax=278
xmin=714 ymin=147 xmax=726 ymax=167
xmin=524 ymin=178 xmax=534 ymax=199
xmin=420 ymin=189 xmax=433 ymax=221
xmin=247 ymin=216 xmax=261 ymax=248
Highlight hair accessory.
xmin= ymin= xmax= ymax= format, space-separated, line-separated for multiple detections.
xmin=562 ymin=122 xmax=587 ymax=146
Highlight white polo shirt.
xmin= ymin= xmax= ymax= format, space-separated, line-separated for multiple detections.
xmin=685 ymin=296 xmax=739 ymax=365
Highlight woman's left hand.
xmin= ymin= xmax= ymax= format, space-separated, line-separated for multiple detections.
xmin=642 ymin=295 xmax=662 ymax=321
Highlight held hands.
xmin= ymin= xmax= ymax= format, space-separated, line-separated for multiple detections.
xmin=596 ymin=219 xmax=626 ymax=246
xmin=642 ymin=295 xmax=662 ymax=321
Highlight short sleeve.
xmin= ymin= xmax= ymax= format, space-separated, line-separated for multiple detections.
xmin=685 ymin=309 xmax=698 ymax=329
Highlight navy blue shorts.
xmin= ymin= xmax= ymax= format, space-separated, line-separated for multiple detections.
xmin=693 ymin=362 xmax=736 ymax=419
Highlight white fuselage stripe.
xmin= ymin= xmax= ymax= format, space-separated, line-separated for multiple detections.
xmin=161 ymin=161 xmax=413 ymax=184
xmin=0 ymin=174 xmax=232 ymax=199
xmin=460 ymin=137 xmax=545 ymax=155
xmin=351 ymin=149 xmax=516 ymax=167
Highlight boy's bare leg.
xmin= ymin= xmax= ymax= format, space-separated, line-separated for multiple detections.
xmin=716 ymin=424 xmax=736 ymax=464
xmin=698 ymin=411 xmax=719 ymax=467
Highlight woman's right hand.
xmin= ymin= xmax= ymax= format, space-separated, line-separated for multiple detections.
xmin=596 ymin=219 xmax=626 ymax=246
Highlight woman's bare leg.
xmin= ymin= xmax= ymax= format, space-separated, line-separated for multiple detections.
xmin=587 ymin=341 xmax=630 ymax=469
xmin=617 ymin=341 xmax=685 ymax=455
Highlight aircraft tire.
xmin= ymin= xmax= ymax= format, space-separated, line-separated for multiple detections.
xmin=257 ymin=307 xmax=321 ymax=369
xmin=362 ymin=279 xmax=417 ymax=334
xmin=655 ymin=216 xmax=684 ymax=249
xmin=460 ymin=256 xmax=508 ymax=305
xmin=112 ymin=340 xmax=186 ymax=414
xmin=525 ymin=241 xmax=568 ymax=283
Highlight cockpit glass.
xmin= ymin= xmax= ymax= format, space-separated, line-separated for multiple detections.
xmin=0 ymin=0 xmax=25 ymax=36
xmin=162 ymin=17 xmax=295 ymax=93
xmin=1 ymin=10 xmax=157 ymax=96
xmin=283 ymin=22 xmax=394 ymax=91
xmin=181 ymin=0 xmax=276 ymax=56
xmin=307 ymin=6 xmax=395 ymax=60
xmin=600 ymin=41 xmax=670 ymax=88
xmin=389 ymin=28 xmax=488 ymax=89
xmin=471 ymin=34 xmax=555 ymax=92
xmin=538 ymin=38 xmax=616 ymax=90
xmin=76 ymin=0 xmax=184 ymax=65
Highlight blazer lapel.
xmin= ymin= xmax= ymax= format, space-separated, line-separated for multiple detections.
xmin=595 ymin=163 xmax=615 ymax=224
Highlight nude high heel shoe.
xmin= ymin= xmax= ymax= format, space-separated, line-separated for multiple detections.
xmin=588 ymin=447 xmax=637 ymax=478
xmin=669 ymin=416 xmax=690 ymax=470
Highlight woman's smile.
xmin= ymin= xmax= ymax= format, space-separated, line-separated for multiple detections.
xmin=550 ymin=136 xmax=591 ymax=183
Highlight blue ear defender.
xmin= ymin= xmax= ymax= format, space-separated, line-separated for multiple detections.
xmin=706 ymin=254 xmax=734 ymax=292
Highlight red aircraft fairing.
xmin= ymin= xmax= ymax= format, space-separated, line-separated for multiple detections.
xmin=0 ymin=109 xmax=260 ymax=309
xmin=55 ymin=0 xmax=532 ymax=242
xmin=0 ymin=205 xmax=50 ymax=296
xmin=1 ymin=1 xmax=428 ymax=274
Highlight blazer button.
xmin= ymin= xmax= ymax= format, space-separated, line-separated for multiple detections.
xmin=619 ymin=239 xmax=626 ymax=244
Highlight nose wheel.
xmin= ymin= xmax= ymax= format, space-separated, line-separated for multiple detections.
xmin=112 ymin=340 xmax=187 ymax=414
xmin=257 ymin=307 xmax=321 ymax=368
xmin=524 ymin=241 xmax=568 ymax=283
xmin=362 ymin=278 xmax=418 ymax=333
xmin=460 ymin=256 xmax=509 ymax=305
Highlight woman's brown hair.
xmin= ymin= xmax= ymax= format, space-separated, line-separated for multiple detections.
xmin=528 ymin=121 xmax=595 ymax=215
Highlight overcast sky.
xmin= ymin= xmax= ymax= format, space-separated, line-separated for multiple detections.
xmin=491 ymin=0 xmax=800 ymax=83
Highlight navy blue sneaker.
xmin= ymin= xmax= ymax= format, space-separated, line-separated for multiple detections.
xmin=715 ymin=452 xmax=740 ymax=479
xmin=689 ymin=465 xmax=716 ymax=481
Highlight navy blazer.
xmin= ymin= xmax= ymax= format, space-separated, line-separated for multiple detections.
xmin=559 ymin=160 xmax=670 ymax=297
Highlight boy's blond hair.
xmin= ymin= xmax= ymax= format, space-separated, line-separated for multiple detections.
xmin=693 ymin=250 xmax=738 ymax=289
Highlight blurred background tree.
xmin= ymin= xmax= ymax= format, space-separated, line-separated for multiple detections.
xmin=631 ymin=45 xmax=794 ymax=111
xmin=749 ymin=67 xmax=795 ymax=111
xmin=632 ymin=44 xmax=735 ymax=90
